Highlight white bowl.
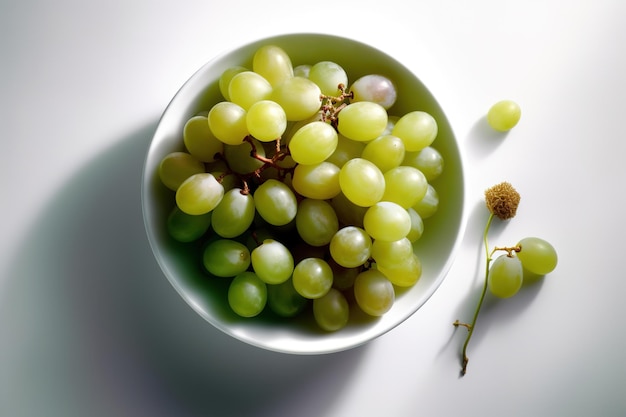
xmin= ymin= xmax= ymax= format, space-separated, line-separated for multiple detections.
xmin=142 ymin=33 xmax=465 ymax=354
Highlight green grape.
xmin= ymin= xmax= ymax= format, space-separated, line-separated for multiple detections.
xmin=202 ymin=239 xmax=251 ymax=277
xmin=219 ymin=66 xmax=247 ymax=100
xmin=488 ymin=254 xmax=524 ymax=298
xmin=295 ymin=198 xmax=339 ymax=247
xmin=251 ymin=239 xmax=294 ymax=284
xmin=292 ymin=258 xmax=333 ymax=299
xmin=308 ymin=61 xmax=348 ymax=96
xmin=210 ymin=188 xmax=255 ymax=238
xmin=392 ymin=111 xmax=438 ymax=152
xmin=253 ymin=179 xmax=298 ymax=226
xmin=252 ymin=44 xmax=294 ymax=87
xmin=223 ymin=138 xmax=266 ymax=175
xmin=405 ymin=207 xmax=424 ymax=242
xmin=175 ymin=173 xmax=224 ymax=215
xmin=382 ymin=166 xmax=428 ymax=209
xmin=516 ymin=237 xmax=558 ymax=275
xmin=246 ymin=100 xmax=287 ymax=142
xmin=270 ymin=76 xmax=322 ymax=121
xmin=289 ymin=121 xmax=338 ymax=165
xmin=337 ymin=101 xmax=388 ymax=142
xmin=371 ymin=237 xmax=414 ymax=267
xmin=291 ymin=161 xmax=341 ymax=200
xmin=329 ymin=226 xmax=372 ymax=268
xmin=158 ymin=152 xmax=206 ymax=191
xmin=267 ymin=278 xmax=309 ymax=318
xmin=228 ymin=71 xmax=272 ymax=110
xmin=402 ymin=146 xmax=444 ymax=182
xmin=376 ymin=253 xmax=422 ymax=287
xmin=413 ymin=184 xmax=439 ymax=219
xmin=326 ymin=134 xmax=365 ymax=168
xmin=183 ymin=115 xmax=224 ymax=162
xmin=166 ymin=206 xmax=212 ymax=242
xmin=487 ymin=100 xmax=521 ymax=132
xmin=328 ymin=258 xmax=359 ymax=291
xmin=228 ymin=271 xmax=267 ymax=317
xmin=353 ymin=269 xmax=395 ymax=316
xmin=363 ymin=201 xmax=411 ymax=242
xmin=208 ymin=101 xmax=249 ymax=145
xmin=293 ymin=64 xmax=311 ymax=78
xmin=330 ymin=192 xmax=368 ymax=228
xmin=361 ymin=135 xmax=406 ymax=172
xmin=313 ymin=288 xmax=349 ymax=331
xmin=349 ymin=74 xmax=397 ymax=110
xmin=339 ymin=158 xmax=385 ymax=207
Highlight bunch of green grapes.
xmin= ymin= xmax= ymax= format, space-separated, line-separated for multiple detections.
xmin=157 ymin=44 xmax=446 ymax=331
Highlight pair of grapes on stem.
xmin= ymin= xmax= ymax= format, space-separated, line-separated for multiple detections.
xmin=454 ymin=182 xmax=558 ymax=376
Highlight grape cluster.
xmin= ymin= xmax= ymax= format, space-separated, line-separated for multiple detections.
xmin=455 ymin=181 xmax=558 ymax=375
xmin=157 ymin=44 xmax=445 ymax=331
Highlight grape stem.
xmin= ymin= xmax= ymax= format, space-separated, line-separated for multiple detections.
xmin=453 ymin=211 xmax=496 ymax=376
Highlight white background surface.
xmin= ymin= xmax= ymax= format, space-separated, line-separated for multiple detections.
xmin=1 ymin=1 xmax=625 ymax=416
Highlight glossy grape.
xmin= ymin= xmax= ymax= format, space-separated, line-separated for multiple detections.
xmin=292 ymin=258 xmax=334 ymax=299
xmin=488 ymin=255 xmax=524 ymax=298
xmin=251 ymin=239 xmax=294 ymax=284
xmin=392 ymin=111 xmax=438 ymax=152
xmin=337 ymin=101 xmax=388 ymax=142
xmin=363 ymin=201 xmax=411 ymax=242
xmin=339 ymin=158 xmax=385 ymax=207
xmin=313 ymin=288 xmax=349 ymax=331
xmin=353 ymin=269 xmax=395 ymax=316
xmin=253 ymin=179 xmax=297 ymax=226
xmin=158 ymin=151 xmax=205 ymax=191
xmin=175 ymin=173 xmax=224 ymax=215
xmin=228 ymin=271 xmax=267 ymax=317
xmin=487 ymin=100 xmax=521 ymax=132
xmin=166 ymin=206 xmax=212 ymax=243
xmin=202 ymin=239 xmax=251 ymax=277
xmin=329 ymin=226 xmax=372 ymax=268
xmin=516 ymin=237 xmax=558 ymax=275
xmin=211 ymin=188 xmax=255 ymax=238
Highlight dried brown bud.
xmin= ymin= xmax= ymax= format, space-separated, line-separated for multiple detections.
xmin=484 ymin=182 xmax=520 ymax=220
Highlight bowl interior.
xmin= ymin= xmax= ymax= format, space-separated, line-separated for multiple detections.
xmin=142 ymin=33 xmax=465 ymax=354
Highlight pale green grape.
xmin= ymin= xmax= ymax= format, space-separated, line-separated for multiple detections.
xmin=295 ymin=198 xmax=339 ymax=247
xmin=228 ymin=71 xmax=272 ymax=110
xmin=392 ymin=111 xmax=438 ymax=152
xmin=291 ymin=162 xmax=341 ymax=200
xmin=252 ymin=44 xmax=293 ymax=87
xmin=293 ymin=64 xmax=311 ymax=78
xmin=253 ymin=179 xmax=297 ymax=226
xmin=223 ymin=138 xmax=265 ymax=174
xmin=329 ymin=226 xmax=372 ymax=268
xmin=219 ymin=66 xmax=247 ymax=100
xmin=353 ymin=269 xmax=395 ymax=316
xmin=228 ymin=271 xmax=267 ymax=317
xmin=211 ymin=188 xmax=255 ymax=238
xmin=289 ymin=121 xmax=338 ymax=165
xmin=208 ymin=101 xmax=249 ymax=145
xmin=330 ymin=192 xmax=368 ymax=228
xmin=270 ymin=76 xmax=322 ymax=121
xmin=487 ymin=100 xmax=521 ymax=131
xmin=376 ymin=253 xmax=422 ymax=287
xmin=516 ymin=237 xmax=558 ymax=275
xmin=371 ymin=237 xmax=414 ymax=267
xmin=337 ymin=101 xmax=388 ymax=142
xmin=363 ymin=201 xmax=411 ymax=242
xmin=412 ymin=184 xmax=439 ymax=219
xmin=246 ymin=100 xmax=287 ymax=142
xmin=175 ymin=173 xmax=224 ymax=215
xmin=313 ymin=288 xmax=349 ymax=331
xmin=326 ymin=134 xmax=365 ymax=168
xmin=166 ymin=206 xmax=212 ymax=242
xmin=488 ymin=255 xmax=524 ymax=298
xmin=267 ymin=278 xmax=309 ymax=318
xmin=403 ymin=146 xmax=444 ymax=182
xmin=339 ymin=158 xmax=385 ymax=207
xmin=361 ymin=134 xmax=405 ymax=172
xmin=406 ymin=207 xmax=424 ymax=242
xmin=251 ymin=239 xmax=294 ymax=284
xmin=292 ymin=258 xmax=333 ymax=299
xmin=158 ymin=151 xmax=205 ymax=191
xmin=349 ymin=74 xmax=397 ymax=109
xmin=183 ymin=115 xmax=224 ymax=162
xmin=202 ymin=239 xmax=251 ymax=277
xmin=308 ymin=61 xmax=348 ymax=96
xmin=382 ymin=166 xmax=428 ymax=209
